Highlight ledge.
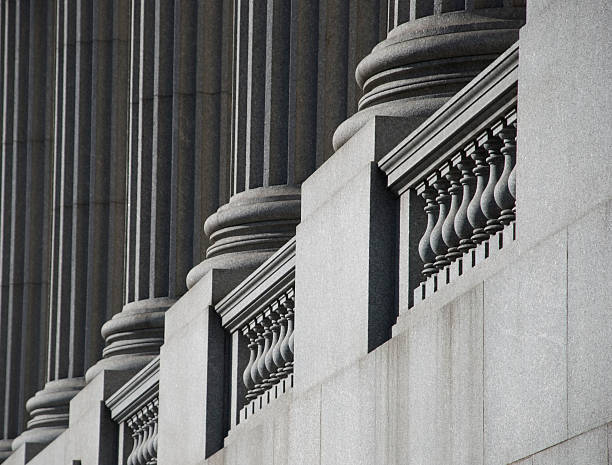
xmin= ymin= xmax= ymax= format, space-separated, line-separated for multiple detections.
xmin=215 ymin=237 xmax=295 ymax=332
xmin=105 ymin=356 xmax=160 ymax=423
xmin=379 ymin=41 xmax=519 ymax=194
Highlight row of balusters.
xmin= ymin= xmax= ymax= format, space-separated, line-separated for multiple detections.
xmin=242 ymin=288 xmax=295 ymax=401
xmin=126 ymin=399 xmax=158 ymax=465
xmin=417 ymin=109 xmax=517 ymax=277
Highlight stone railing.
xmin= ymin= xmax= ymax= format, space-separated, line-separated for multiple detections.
xmin=380 ymin=42 xmax=519 ymax=308
xmin=106 ymin=358 xmax=160 ymax=465
xmin=215 ymin=238 xmax=296 ymax=429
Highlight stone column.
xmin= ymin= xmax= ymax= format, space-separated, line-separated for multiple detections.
xmin=87 ymin=0 xmax=228 ymax=380
xmin=333 ymin=0 xmax=526 ymax=150
xmin=186 ymin=0 xmax=388 ymax=289
xmin=14 ymin=0 xmax=129 ymax=448
xmin=0 ymin=0 xmax=54 ymax=459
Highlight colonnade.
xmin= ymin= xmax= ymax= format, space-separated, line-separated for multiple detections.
xmin=0 ymin=0 xmax=524 ymax=457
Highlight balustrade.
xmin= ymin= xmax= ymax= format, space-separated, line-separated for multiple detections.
xmin=125 ymin=401 xmax=158 ymax=465
xmin=379 ymin=42 xmax=519 ymax=308
xmin=216 ymin=238 xmax=296 ymax=429
xmin=107 ymin=357 xmax=159 ymax=465
xmin=413 ymin=108 xmax=517 ymax=300
xmin=241 ymin=289 xmax=295 ymax=404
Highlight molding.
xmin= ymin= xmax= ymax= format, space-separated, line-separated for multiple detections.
xmin=105 ymin=356 xmax=160 ymax=423
xmin=216 ymin=237 xmax=296 ymax=332
xmin=379 ymin=41 xmax=519 ymax=194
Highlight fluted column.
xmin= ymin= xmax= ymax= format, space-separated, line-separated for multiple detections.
xmin=187 ymin=0 xmax=388 ymax=288
xmin=0 ymin=0 xmax=54 ymax=458
xmin=89 ymin=0 xmax=231 ymax=380
xmin=15 ymin=0 xmax=129 ymax=448
xmin=333 ymin=0 xmax=525 ymax=150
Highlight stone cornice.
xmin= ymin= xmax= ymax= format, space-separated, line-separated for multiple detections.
xmin=105 ymin=356 xmax=160 ymax=423
xmin=379 ymin=41 xmax=519 ymax=194
xmin=215 ymin=237 xmax=296 ymax=332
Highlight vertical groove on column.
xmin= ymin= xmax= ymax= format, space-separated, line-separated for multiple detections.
xmin=133 ymin=0 xmax=154 ymax=302
xmin=287 ymin=0 xmax=317 ymax=185
xmin=171 ymin=0 xmax=196 ymax=296
xmin=0 ymin=0 xmax=15 ymax=455
xmin=244 ymin=0 xmax=266 ymax=191
xmin=0 ymin=1 xmax=7 ymax=453
xmin=6 ymin=0 xmax=30 ymax=441
xmin=410 ymin=0 xmax=434 ymax=19
xmin=231 ymin=0 xmax=248 ymax=198
xmin=194 ymin=0 xmax=232 ymax=263
xmin=315 ymin=0 xmax=348 ymax=166
xmin=53 ymin=0 xmax=77 ymax=383
xmin=149 ymin=0 xmax=173 ymax=299
xmin=263 ymin=0 xmax=290 ymax=187
xmin=68 ymin=0 xmax=92 ymax=378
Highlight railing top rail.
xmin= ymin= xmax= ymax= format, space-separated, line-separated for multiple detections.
xmin=216 ymin=237 xmax=296 ymax=332
xmin=379 ymin=41 xmax=519 ymax=195
xmin=106 ymin=356 xmax=160 ymax=423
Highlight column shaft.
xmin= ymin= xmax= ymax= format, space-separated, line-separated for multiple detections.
xmin=16 ymin=0 xmax=129 ymax=448
xmin=90 ymin=0 xmax=231 ymax=380
xmin=187 ymin=0 xmax=388 ymax=289
xmin=0 ymin=0 xmax=54 ymax=457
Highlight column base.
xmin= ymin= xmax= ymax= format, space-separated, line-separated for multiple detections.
xmin=332 ymin=8 xmax=525 ymax=150
xmin=85 ymin=297 xmax=175 ymax=383
xmin=12 ymin=378 xmax=85 ymax=451
xmin=186 ymin=185 xmax=301 ymax=290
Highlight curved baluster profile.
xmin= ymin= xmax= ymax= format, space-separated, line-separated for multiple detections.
xmin=417 ymin=184 xmax=438 ymax=277
xmin=280 ymin=293 xmax=295 ymax=373
xmin=467 ymin=143 xmax=490 ymax=243
xmin=442 ymin=164 xmax=462 ymax=261
xmin=430 ymin=174 xmax=451 ymax=269
xmin=480 ymin=130 xmax=504 ymax=234
xmin=455 ymin=154 xmax=476 ymax=252
xmin=264 ymin=306 xmax=280 ymax=384
xmin=242 ymin=327 xmax=258 ymax=398
xmin=495 ymin=117 xmax=517 ymax=224
xmin=271 ymin=299 xmax=288 ymax=381
xmin=256 ymin=314 xmax=273 ymax=389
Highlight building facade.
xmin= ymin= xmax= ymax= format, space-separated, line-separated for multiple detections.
xmin=0 ymin=0 xmax=611 ymax=464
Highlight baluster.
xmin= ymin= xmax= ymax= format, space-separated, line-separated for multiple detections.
xmin=454 ymin=153 xmax=476 ymax=252
xmin=242 ymin=326 xmax=258 ymax=398
xmin=467 ymin=143 xmax=490 ymax=243
xmin=151 ymin=399 xmax=159 ymax=461
xmin=136 ymin=410 xmax=148 ymax=465
xmin=249 ymin=320 xmax=265 ymax=397
xmin=442 ymin=163 xmax=462 ymax=261
xmin=145 ymin=403 xmax=157 ymax=464
xmin=479 ymin=130 xmax=504 ymax=234
xmin=141 ymin=407 xmax=152 ymax=465
xmin=495 ymin=112 xmax=517 ymax=224
xmin=271 ymin=298 xmax=288 ymax=381
xmin=287 ymin=289 xmax=295 ymax=362
xmin=264 ymin=305 xmax=279 ymax=385
xmin=280 ymin=292 xmax=294 ymax=373
xmin=264 ymin=303 xmax=281 ymax=384
xmin=508 ymin=120 xmax=517 ymax=211
xmin=256 ymin=313 xmax=272 ymax=390
xmin=417 ymin=183 xmax=438 ymax=277
xmin=126 ymin=418 xmax=139 ymax=465
xmin=430 ymin=172 xmax=451 ymax=269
